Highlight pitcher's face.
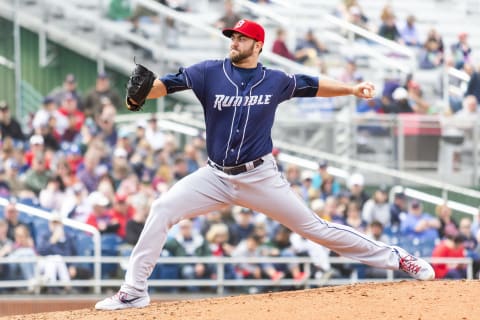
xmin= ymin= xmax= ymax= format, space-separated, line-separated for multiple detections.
xmin=229 ymin=33 xmax=259 ymax=64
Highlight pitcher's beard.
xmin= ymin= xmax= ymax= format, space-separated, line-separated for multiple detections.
xmin=230 ymin=51 xmax=250 ymax=64
xmin=229 ymin=43 xmax=255 ymax=64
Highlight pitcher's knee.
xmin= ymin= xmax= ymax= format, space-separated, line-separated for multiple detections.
xmin=150 ymin=198 xmax=183 ymax=227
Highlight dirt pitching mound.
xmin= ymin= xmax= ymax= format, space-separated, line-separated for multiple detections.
xmin=3 ymin=280 xmax=479 ymax=320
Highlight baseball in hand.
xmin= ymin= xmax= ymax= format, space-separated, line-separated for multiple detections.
xmin=362 ymin=88 xmax=375 ymax=98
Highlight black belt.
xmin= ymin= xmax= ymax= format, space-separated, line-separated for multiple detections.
xmin=208 ymin=158 xmax=264 ymax=175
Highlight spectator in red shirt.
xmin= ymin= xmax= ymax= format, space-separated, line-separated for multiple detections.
xmin=24 ymin=135 xmax=52 ymax=169
xmin=107 ymin=193 xmax=135 ymax=240
xmin=86 ymin=191 xmax=118 ymax=235
xmin=271 ymin=28 xmax=313 ymax=63
xmin=272 ymin=28 xmax=296 ymax=60
xmin=431 ymin=233 xmax=467 ymax=279
xmin=58 ymin=93 xmax=85 ymax=142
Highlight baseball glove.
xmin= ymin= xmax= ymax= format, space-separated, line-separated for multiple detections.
xmin=125 ymin=63 xmax=156 ymax=111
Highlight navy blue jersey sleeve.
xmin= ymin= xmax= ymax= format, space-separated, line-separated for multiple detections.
xmin=160 ymin=61 xmax=207 ymax=94
xmin=292 ymin=74 xmax=319 ymax=97
xmin=276 ymin=73 xmax=319 ymax=103
xmin=160 ymin=70 xmax=189 ymax=94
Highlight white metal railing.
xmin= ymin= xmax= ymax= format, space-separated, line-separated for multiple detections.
xmin=0 ymin=256 xmax=473 ymax=295
xmin=0 ymin=198 xmax=103 ymax=294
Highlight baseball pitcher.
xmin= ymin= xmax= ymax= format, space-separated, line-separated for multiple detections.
xmin=96 ymin=19 xmax=434 ymax=310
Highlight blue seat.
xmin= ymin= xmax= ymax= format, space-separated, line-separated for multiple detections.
xmin=76 ymin=232 xmax=94 ymax=256
xmin=100 ymin=234 xmax=123 ymax=279
xmin=31 ymin=217 xmax=50 ymax=246
xmin=74 ymin=232 xmax=95 ymax=277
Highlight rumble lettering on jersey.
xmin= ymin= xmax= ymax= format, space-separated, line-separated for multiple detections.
xmin=213 ymin=94 xmax=272 ymax=110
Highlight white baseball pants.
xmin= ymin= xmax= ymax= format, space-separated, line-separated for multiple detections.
xmin=122 ymin=154 xmax=400 ymax=294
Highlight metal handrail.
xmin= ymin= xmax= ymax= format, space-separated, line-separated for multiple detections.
xmin=0 ymin=256 xmax=473 ymax=294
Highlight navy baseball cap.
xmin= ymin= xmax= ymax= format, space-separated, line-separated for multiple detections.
xmin=222 ymin=19 xmax=265 ymax=43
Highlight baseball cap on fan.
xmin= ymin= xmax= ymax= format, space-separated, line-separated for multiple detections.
xmin=222 ymin=19 xmax=265 ymax=43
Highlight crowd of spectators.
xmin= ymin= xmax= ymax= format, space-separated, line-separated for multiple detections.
xmin=1 ymin=0 xmax=480 ymax=295
xmin=0 ymin=69 xmax=479 ymax=294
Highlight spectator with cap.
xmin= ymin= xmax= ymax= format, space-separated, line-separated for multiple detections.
xmin=86 ymin=191 xmax=119 ymax=235
xmin=311 ymin=160 xmax=339 ymax=194
xmin=0 ymin=101 xmax=25 ymax=142
xmin=386 ymin=87 xmax=414 ymax=113
xmin=107 ymin=193 xmax=136 ymax=240
xmin=298 ymin=170 xmax=317 ymax=202
xmin=49 ymin=73 xmax=83 ymax=109
xmin=390 ymin=191 xmax=407 ymax=229
xmin=83 ymin=72 xmax=122 ymax=118
xmin=347 ymin=173 xmax=369 ymax=209
xmin=431 ymin=233 xmax=467 ymax=279
xmin=400 ymin=199 xmax=440 ymax=243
